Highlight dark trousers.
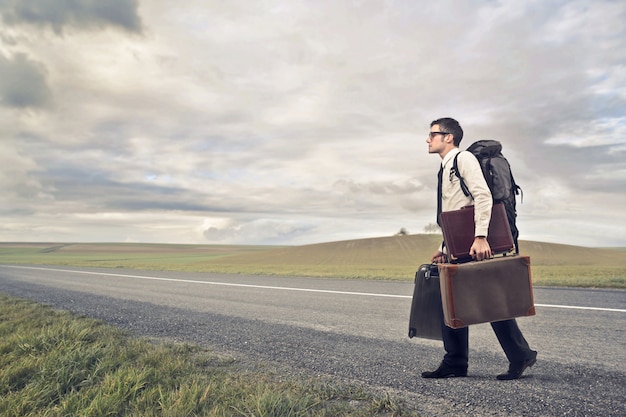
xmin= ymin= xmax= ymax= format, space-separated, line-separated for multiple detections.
xmin=441 ymin=318 xmax=534 ymax=369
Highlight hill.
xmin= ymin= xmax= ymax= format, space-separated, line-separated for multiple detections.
xmin=0 ymin=236 xmax=625 ymax=287
xmin=220 ymin=235 xmax=625 ymax=267
xmin=209 ymin=235 xmax=626 ymax=287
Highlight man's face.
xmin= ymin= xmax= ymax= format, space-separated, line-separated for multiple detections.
xmin=427 ymin=124 xmax=449 ymax=154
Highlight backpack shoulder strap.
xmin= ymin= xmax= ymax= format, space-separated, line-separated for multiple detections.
xmin=452 ymin=152 xmax=472 ymax=198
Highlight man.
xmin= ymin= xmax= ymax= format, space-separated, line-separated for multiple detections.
xmin=423 ymin=117 xmax=537 ymax=380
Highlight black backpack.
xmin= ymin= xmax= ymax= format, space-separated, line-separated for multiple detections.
xmin=452 ymin=140 xmax=522 ymax=253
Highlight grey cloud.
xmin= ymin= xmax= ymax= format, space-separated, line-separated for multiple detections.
xmin=0 ymin=0 xmax=142 ymax=33
xmin=334 ymin=178 xmax=425 ymax=196
xmin=203 ymin=219 xmax=315 ymax=245
xmin=544 ymin=144 xmax=626 ymax=193
xmin=0 ymin=53 xmax=51 ymax=108
xmin=40 ymin=168 xmax=207 ymax=213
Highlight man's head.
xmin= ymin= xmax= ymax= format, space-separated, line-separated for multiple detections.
xmin=430 ymin=117 xmax=463 ymax=146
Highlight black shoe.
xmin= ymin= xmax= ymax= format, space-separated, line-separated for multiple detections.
xmin=497 ymin=352 xmax=537 ymax=380
xmin=422 ymin=363 xmax=467 ymax=379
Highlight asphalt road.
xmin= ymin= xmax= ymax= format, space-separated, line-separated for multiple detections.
xmin=1 ymin=265 xmax=624 ymax=416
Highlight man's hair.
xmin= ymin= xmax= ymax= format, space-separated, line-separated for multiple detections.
xmin=431 ymin=117 xmax=463 ymax=146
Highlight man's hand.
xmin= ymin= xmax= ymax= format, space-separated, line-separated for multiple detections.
xmin=431 ymin=251 xmax=447 ymax=264
xmin=469 ymin=237 xmax=492 ymax=261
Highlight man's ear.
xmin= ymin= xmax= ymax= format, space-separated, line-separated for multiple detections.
xmin=445 ymin=134 xmax=455 ymax=144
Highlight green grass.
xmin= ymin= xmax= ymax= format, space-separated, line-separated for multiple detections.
xmin=1 ymin=235 xmax=625 ymax=288
xmin=0 ymin=294 xmax=418 ymax=417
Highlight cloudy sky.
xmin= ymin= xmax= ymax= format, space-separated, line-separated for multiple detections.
xmin=1 ymin=0 xmax=625 ymax=247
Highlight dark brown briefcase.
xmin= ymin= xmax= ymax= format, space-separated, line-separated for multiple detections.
xmin=438 ymin=256 xmax=535 ymax=329
xmin=408 ymin=264 xmax=443 ymax=340
xmin=439 ymin=203 xmax=514 ymax=262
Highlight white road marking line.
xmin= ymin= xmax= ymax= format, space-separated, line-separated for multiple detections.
xmin=4 ymin=265 xmax=626 ymax=313
xmin=533 ymin=303 xmax=626 ymax=312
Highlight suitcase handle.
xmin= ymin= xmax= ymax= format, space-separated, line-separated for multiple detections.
xmin=415 ymin=263 xmax=439 ymax=283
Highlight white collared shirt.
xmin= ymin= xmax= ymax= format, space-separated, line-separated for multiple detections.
xmin=440 ymin=147 xmax=493 ymax=237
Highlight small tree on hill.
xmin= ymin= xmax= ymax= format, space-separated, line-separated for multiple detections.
xmin=423 ymin=223 xmax=440 ymax=234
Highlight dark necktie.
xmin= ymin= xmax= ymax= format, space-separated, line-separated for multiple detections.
xmin=436 ymin=165 xmax=443 ymax=226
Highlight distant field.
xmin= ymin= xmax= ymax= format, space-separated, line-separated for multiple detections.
xmin=1 ymin=235 xmax=625 ymax=288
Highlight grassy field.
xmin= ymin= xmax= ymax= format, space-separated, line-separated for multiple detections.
xmin=0 ymin=294 xmax=417 ymax=417
xmin=1 ymin=235 xmax=625 ymax=288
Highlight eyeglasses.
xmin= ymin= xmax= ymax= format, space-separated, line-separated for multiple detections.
xmin=428 ymin=131 xmax=450 ymax=138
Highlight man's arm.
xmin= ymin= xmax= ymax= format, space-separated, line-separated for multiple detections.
xmin=457 ymin=152 xmax=493 ymax=260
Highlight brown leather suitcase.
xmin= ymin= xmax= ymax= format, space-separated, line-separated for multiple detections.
xmin=438 ymin=256 xmax=535 ymax=329
xmin=408 ymin=264 xmax=443 ymax=340
xmin=439 ymin=203 xmax=514 ymax=262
